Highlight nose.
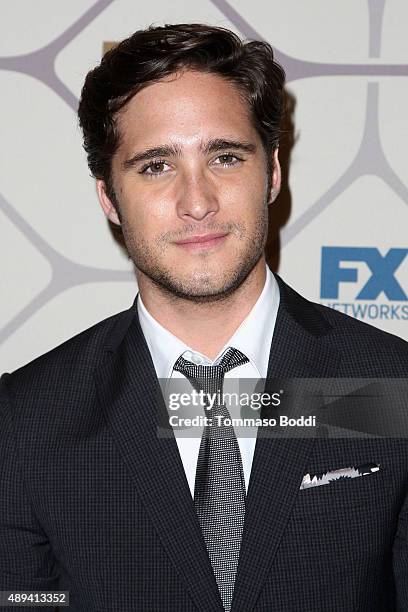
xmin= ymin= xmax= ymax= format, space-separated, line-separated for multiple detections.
xmin=176 ymin=168 xmax=220 ymax=221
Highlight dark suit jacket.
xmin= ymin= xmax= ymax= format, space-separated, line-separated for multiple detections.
xmin=1 ymin=274 xmax=408 ymax=611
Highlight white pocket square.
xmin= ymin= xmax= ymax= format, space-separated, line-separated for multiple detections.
xmin=300 ymin=462 xmax=380 ymax=490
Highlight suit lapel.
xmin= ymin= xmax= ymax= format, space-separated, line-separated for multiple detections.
xmin=95 ymin=306 xmax=224 ymax=612
xmin=231 ymin=274 xmax=341 ymax=612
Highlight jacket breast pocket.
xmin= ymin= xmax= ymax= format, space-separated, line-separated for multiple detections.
xmin=294 ymin=469 xmax=390 ymax=512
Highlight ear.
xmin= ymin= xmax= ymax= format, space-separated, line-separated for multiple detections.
xmin=267 ymin=148 xmax=281 ymax=205
xmin=96 ymin=179 xmax=121 ymax=226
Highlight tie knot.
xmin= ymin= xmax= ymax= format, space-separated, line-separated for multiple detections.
xmin=173 ymin=347 xmax=249 ymax=396
xmin=174 ymin=347 xmax=248 ymax=376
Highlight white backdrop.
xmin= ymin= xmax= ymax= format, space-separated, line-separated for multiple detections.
xmin=1 ymin=0 xmax=407 ymax=372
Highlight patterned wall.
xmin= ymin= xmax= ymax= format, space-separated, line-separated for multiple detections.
xmin=1 ymin=0 xmax=407 ymax=372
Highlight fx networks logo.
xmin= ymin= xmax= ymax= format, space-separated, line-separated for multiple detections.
xmin=320 ymin=247 xmax=408 ymax=322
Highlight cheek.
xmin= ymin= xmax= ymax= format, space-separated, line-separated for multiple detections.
xmin=227 ymin=178 xmax=267 ymax=218
xmin=232 ymin=166 xmax=266 ymax=198
xmin=119 ymin=185 xmax=174 ymax=229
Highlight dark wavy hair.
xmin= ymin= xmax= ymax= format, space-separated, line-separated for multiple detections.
xmin=78 ymin=23 xmax=285 ymax=208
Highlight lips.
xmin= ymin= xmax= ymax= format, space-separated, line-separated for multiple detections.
xmin=174 ymin=232 xmax=228 ymax=251
xmin=175 ymin=233 xmax=228 ymax=245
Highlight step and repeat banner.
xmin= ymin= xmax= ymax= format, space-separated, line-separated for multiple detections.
xmin=1 ymin=0 xmax=407 ymax=372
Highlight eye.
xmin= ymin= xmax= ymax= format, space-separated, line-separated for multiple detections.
xmin=139 ymin=159 xmax=171 ymax=178
xmin=213 ymin=153 xmax=243 ymax=167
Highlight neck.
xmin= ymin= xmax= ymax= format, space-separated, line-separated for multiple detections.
xmin=137 ymin=259 xmax=267 ymax=360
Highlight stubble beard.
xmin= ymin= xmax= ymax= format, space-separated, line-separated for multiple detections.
xmin=120 ymin=204 xmax=269 ymax=304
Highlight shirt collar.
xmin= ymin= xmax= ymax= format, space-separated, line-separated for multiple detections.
xmin=223 ymin=266 xmax=279 ymax=378
xmin=137 ymin=265 xmax=280 ymax=380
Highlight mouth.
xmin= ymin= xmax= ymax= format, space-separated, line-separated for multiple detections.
xmin=174 ymin=232 xmax=229 ymax=251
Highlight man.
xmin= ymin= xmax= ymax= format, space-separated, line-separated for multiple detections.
xmin=1 ymin=23 xmax=408 ymax=612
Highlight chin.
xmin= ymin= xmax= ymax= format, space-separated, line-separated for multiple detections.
xmin=139 ymin=253 xmax=258 ymax=300
xmin=163 ymin=270 xmax=248 ymax=302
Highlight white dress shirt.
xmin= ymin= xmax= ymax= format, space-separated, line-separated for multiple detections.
xmin=137 ymin=265 xmax=280 ymax=497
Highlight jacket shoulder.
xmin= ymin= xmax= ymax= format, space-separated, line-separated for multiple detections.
xmin=2 ymin=303 xmax=137 ymax=393
xmin=275 ymin=273 xmax=408 ymax=374
xmin=315 ymin=300 xmax=408 ymax=347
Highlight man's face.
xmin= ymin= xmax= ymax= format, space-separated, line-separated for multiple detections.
xmin=98 ymin=69 xmax=281 ymax=301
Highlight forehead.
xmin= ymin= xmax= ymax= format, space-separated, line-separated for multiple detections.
xmin=114 ymin=69 xmax=257 ymax=152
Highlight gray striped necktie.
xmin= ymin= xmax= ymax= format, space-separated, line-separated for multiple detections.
xmin=173 ymin=347 xmax=249 ymax=612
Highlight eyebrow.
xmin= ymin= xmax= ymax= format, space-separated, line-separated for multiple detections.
xmin=122 ymin=138 xmax=257 ymax=170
